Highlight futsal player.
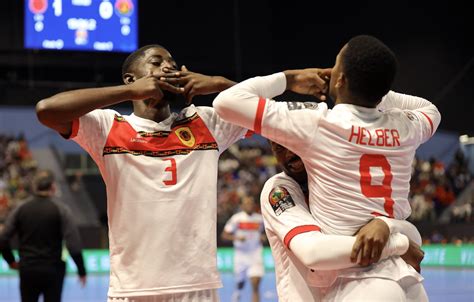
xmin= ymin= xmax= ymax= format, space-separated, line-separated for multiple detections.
xmin=221 ymin=196 xmax=266 ymax=302
xmin=213 ymin=35 xmax=440 ymax=301
xmin=36 ymin=45 xmax=248 ymax=302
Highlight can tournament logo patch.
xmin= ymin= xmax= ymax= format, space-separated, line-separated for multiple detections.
xmin=269 ymin=186 xmax=295 ymax=215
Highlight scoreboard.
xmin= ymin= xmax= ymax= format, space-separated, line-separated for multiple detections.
xmin=24 ymin=0 xmax=138 ymax=53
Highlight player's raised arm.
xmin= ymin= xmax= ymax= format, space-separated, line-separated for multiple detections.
xmin=213 ymin=69 xmax=329 ymax=154
xmin=36 ymin=72 xmax=183 ymax=136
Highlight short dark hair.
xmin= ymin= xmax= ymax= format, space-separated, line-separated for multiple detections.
xmin=342 ymin=35 xmax=398 ymax=105
xmin=121 ymin=44 xmax=165 ymax=76
xmin=33 ymin=170 xmax=55 ymax=192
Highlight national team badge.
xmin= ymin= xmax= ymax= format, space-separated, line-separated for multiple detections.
xmin=175 ymin=127 xmax=195 ymax=147
xmin=269 ymin=186 xmax=295 ymax=215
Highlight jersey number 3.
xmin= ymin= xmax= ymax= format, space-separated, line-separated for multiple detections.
xmin=162 ymin=158 xmax=177 ymax=185
xmin=359 ymin=154 xmax=394 ymax=217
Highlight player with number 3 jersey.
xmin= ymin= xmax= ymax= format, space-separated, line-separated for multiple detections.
xmin=36 ymin=45 xmax=247 ymax=301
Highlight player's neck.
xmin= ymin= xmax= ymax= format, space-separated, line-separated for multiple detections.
xmin=134 ymin=104 xmax=172 ymax=123
xmin=335 ymin=95 xmax=377 ymax=108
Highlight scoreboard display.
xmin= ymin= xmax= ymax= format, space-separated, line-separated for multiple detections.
xmin=24 ymin=0 xmax=138 ymax=53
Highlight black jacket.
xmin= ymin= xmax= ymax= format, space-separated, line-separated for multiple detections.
xmin=0 ymin=196 xmax=86 ymax=276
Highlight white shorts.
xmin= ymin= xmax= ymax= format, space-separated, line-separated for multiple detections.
xmin=321 ymin=276 xmax=428 ymax=302
xmin=108 ymin=289 xmax=220 ymax=302
xmin=234 ymin=251 xmax=264 ymax=283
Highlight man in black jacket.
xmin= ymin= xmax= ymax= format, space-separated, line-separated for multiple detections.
xmin=0 ymin=170 xmax=87 ymax=302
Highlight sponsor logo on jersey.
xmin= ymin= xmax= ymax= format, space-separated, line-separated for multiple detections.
xmin=175 ymin=127 xmax=196 ymax=147
xmin=287 ymin=102 xmax=319 ymax=111
xmin=269 ymin=186 xmax=295 ymax=216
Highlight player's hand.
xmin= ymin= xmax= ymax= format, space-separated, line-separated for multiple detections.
xmin=9 ymin=261 xmax=19 ymax=270
xmin=351 ymin=218 xmax=390 ymax=266
xmin=284 ymin=68 xmax=331 ymax=100
xmin=127 ymin=71 xmax=185 ymax=106
xmin=160 ymin=66 xmax=234 ymax=104
xmin=401 ymin=240 xmax=424 ymax=273
xmin=78 ymin=275 xmax=87 ymax=288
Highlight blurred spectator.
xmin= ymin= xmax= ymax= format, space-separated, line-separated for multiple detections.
xmin=408 ymin=152 xmax=472 ymax=222
xmin=0 ymin=134 xmax=38 ymax=224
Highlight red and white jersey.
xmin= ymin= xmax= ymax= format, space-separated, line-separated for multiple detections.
xmin=223 ymin=211 xmax=264 ymax=253
xmin=70 ymin=105 xmax=246 ymax=297
xmin=214 ymin=72 xmax=441 ymax=236
xmin=261 ymin=172 xmax=330 ymax=301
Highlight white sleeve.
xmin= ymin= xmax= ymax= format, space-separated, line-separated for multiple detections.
xmin=195 ymin=107 xmax=247 ymax=153
xmin=223 ymin=215 xmax=238 ymax=234
xmin=378 ymin=91 xmax=441 ymax=143
xmin=261 ymin=177 xmax=409 ymax=271
xmin=374 ymin=216 xmax=422 ymax=245
xmin=291 ymin=231 xmax=409 ymax=270
xmin=261 ymin=179 xmax=321 ymax=247
xmin=70 ymin=109 xmax=116 ymax=162
xmin=214 ymin=73 xmax=327 ymax=156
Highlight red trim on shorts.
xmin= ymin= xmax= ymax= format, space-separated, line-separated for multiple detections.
xmin=420 ymin=112 xmax=434 ymax=135
xmin=253 ymin=97 xmax=266 ymax=134
xmin=284 ymin=225 xmax=321 ymax=249
xmin=69 ymin=118 xmax=80 ymax=139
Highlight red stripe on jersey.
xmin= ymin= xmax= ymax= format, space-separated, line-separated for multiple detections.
xmin=253 ymin=97 xmax=266 ymax=134
xmin=245 ymin=130 xmax=255 ymax=138
xmin=103 ymin=114 xmax=217 ymax=155
xmin=371 ymin=211 xmax=389 ymax=217
xmin=284 ymin=225 xmax=321 ymax=249
xmin=238 ymin=222 xmax=261 ymax=230
xmin=69 ymin=118 xmax=80 ymax=139
xmin=420 ymin=112 xmax=434 ymax=135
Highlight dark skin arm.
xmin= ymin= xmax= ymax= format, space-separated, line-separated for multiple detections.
xmin=221 ymin=230 xmax=245 ymax=242
xmin=351 ymin=219 xmax=390 ymax=266
xmin=401 ymin=240 xmax=424 ymax=273
xmin=36 ymin=72 xmax=183 ymax=135
xmin=351 ymin=219 xmax=424 ymax=272
xmin=160 ymin=66 xmax=236 ymax=104
xmin=283 ymin=68 xmax=332 ymax=100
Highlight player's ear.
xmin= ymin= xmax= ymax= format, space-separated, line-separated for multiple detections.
xmin=123 ymin=73 xmax=135 ymax=85
xmin=335 ymin=72 xmax=345 ymax=89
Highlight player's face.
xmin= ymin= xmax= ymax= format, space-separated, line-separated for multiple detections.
xmin=241 ymin=197 xmax=256 ymax=213
xmin=138 ymin=47 xmax=178 ymax=77
xmin=270 ymin=142 xmax=306 ymax=177
xmin=329 ymin=45 xmax=346 ymax=101
xmin=138 ymin=47 xmax=181 ymax=105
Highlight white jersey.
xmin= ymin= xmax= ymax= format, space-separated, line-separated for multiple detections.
xmin=223 ymin=211 xmax=264 ymax=253
xmin=261 ymin=172 xmax=330 ymax=301
xmin=214 ymin=72 xmax=441 ymax=236
xmin=70 ymin=105 xmax=246 ymax=297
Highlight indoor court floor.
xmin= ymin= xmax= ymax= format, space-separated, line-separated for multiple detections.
xmin=0 ymin=268 xmax=473 ymax=301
